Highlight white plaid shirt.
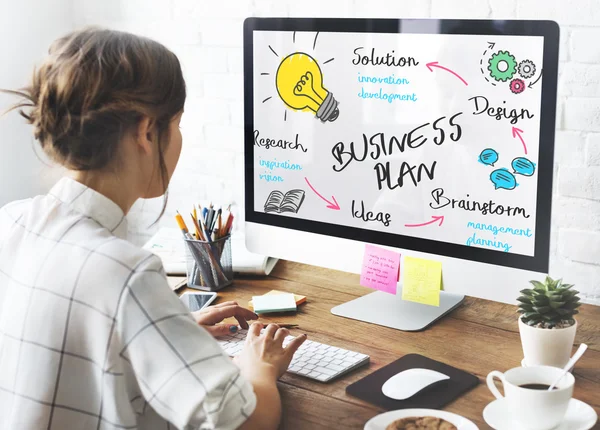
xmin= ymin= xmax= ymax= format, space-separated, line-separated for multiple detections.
xmin=0 ymin=177 xmax=256 ymax=430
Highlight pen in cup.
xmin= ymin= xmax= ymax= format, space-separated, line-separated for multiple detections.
xmin=190 ymin=212 xmax=204 ymax=240
xmin=175 ymin=211 xmax=193 ymax=239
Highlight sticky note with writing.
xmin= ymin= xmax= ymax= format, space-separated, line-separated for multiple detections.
xmin=402 ymin=256 xmax=442 ymax=306
xmin=360 ymin=244 xmax=400 ymax=294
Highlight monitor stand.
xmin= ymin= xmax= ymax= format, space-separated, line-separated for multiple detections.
xmin=330 ymin=288 xmax=465 ymax=332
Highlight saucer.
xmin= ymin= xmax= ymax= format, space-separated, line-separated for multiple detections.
xmin=483 ymin=397 xmax=598 ymax=430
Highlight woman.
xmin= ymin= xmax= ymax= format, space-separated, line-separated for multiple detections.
xmin=0 ymin=28 xmax=305 ymax=430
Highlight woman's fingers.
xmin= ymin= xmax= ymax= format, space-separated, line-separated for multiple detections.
xmin=199 ymin=305 xmax=258 ymax=326
xmin=284 ymin=334 xmax=308 ymax=358
xmin=274 ymin=328 xmax=290 ymax=345
xmin=263 ymin=323 xmax=279 ymax=339
xmin=203 ymin=324 xmax=238 ymax=337
xmin=212 ymin=301 xmax=238 ymax=308
xmin=248 ymin=321 xmax=263 ymax=339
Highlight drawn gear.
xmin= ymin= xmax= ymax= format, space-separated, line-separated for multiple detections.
xmin=488 ymin=50 xmax=517 ymax=82
xmin=510 ymin=78 xmax=526 ymax=94
xmin=518 ymin=59 xmax=536 ymax=79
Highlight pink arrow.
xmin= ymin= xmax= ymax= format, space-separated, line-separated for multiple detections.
xmin=512 ymin=127 xmax=528 ymax=154
xmin=405 ymin=215 xmax=445 ymax=228
xmin=426 ymin=62 xmax=468 ymax=86
xmin=304 ymin=177 xmax=340 ymax=210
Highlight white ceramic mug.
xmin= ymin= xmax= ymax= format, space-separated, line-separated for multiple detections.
xmin=486 ymin=366 xmax=574 ymax=430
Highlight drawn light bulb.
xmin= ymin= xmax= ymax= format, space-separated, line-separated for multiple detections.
xmin=276 ymin=52 xmax=339 ymax=122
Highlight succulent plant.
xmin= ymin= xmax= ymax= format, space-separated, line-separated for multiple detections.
xmin=517 ymin=276 xmax=581 ymax=328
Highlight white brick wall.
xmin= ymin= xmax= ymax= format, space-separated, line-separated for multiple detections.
xmin=571 ymin=29 xmax=600 ymax=64
xmin=74 ymin=0 xmax=600 ymax=304
xmin=587 ymin=133 xmax=600 ymax=166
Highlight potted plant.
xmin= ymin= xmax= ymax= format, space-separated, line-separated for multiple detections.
xmin=517 ymin=276 xmax=581 ymax=368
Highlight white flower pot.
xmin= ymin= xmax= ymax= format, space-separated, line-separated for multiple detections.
xmin=518 ymin=317 xmax=577 ymax=368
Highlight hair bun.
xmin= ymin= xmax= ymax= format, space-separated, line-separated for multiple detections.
xmin=2 ymin=27 xmax=186 ymax=172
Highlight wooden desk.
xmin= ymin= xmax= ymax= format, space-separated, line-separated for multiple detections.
xmin=171 ymin=261 xmax=600 ymax=429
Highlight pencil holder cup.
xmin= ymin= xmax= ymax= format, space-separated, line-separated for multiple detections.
xmin=184 ymin=235 xmax=233 ymax=291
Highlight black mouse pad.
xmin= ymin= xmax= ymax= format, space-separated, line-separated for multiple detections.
xmin=346 ymin=353 xmax=479 ymax=410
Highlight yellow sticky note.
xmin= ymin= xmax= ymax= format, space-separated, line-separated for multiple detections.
xmin=402 ymin=256 xmax=442 ymax=307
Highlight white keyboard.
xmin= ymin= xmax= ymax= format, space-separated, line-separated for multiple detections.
xmin=217 ymin=329 xmax=370 ymax=382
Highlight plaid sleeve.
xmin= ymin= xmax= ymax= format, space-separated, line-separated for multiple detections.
xmin=0 ymin=201 xmax=26 ymax=245
xmin=115 ymin=255 xmax=256 ymax=430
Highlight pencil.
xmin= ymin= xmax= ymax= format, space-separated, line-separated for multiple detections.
xmin=215 ymin=210 xmax=222 ymax=237
xmin=175 ymin=211 xmax=192 ymax=239
xmin=221 ymin=210 xmax=230 ymax=237
xmin=198 ymin=212 xmax=211 ymax=242
xmin=225 ymin=213 xmax=234 ymax=235
xmin=271 ymin=324 xmax=299 ymax=329
xmin=190 ymin=212 xmax=204 ymax=240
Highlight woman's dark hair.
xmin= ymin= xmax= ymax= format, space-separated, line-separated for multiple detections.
xmin=2 ymin=27 xmax=186 ymax=217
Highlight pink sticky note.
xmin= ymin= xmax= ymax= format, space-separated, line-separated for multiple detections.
xmin=360 ymin=244 xmax=401 ymax=294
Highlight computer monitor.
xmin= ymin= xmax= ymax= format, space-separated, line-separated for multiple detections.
xmin=243 ymin=18 xmax=559 ymax=331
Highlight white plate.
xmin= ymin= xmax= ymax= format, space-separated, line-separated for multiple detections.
xmin=364 ymin=409 xmax=479 ymax=430
xmin=483 ymin=397 xmax=598 ymax=430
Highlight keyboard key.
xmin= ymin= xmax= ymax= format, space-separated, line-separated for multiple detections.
xmin=308 ymin=371 xmax=322 ymax=379
xmin=332 ymin=359 xmax=343 ymax=365
xmin=314 ymin=366 xmax=336 ymax=376
xmin=315 ymin=373 xmax=330 ymax=382
xmin=326 ymin=363 xmax=345 ymax=372
xmin=298 ymin=369 xmax=311 ymax=375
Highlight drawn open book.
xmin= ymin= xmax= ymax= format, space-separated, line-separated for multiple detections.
xmin=264 ymin=189 xmax=306 ymax=214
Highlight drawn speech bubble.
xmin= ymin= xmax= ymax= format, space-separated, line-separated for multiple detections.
xmin=479 ymin=148 xmax=499 ymax=166
xmin=490 ymin=168 xmax=517 ymax=190
xmin=512 ymin=157 xmax=536 ymax=176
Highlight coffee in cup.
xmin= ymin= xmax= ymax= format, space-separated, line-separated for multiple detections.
xmin=486 ymin=365 xmax=574 ymax=430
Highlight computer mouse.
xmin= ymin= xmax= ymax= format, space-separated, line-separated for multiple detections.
xmin=382 ymin=368 xmax=450 ymax=400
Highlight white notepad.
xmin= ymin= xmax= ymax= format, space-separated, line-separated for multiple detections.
xmin=143 ymin=228 xmax=278 ymax=275
xmin=251 ymin=293 xmax=297 ymax=314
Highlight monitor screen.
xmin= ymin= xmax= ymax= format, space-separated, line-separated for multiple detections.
xmin=244 ymin=19 xmax=559 ymax=272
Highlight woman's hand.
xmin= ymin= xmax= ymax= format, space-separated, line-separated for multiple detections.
xmin=192 ymin=301 xmax=258 ymax=337
xmin=234 ymin=322 xmax=307 ymax=381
